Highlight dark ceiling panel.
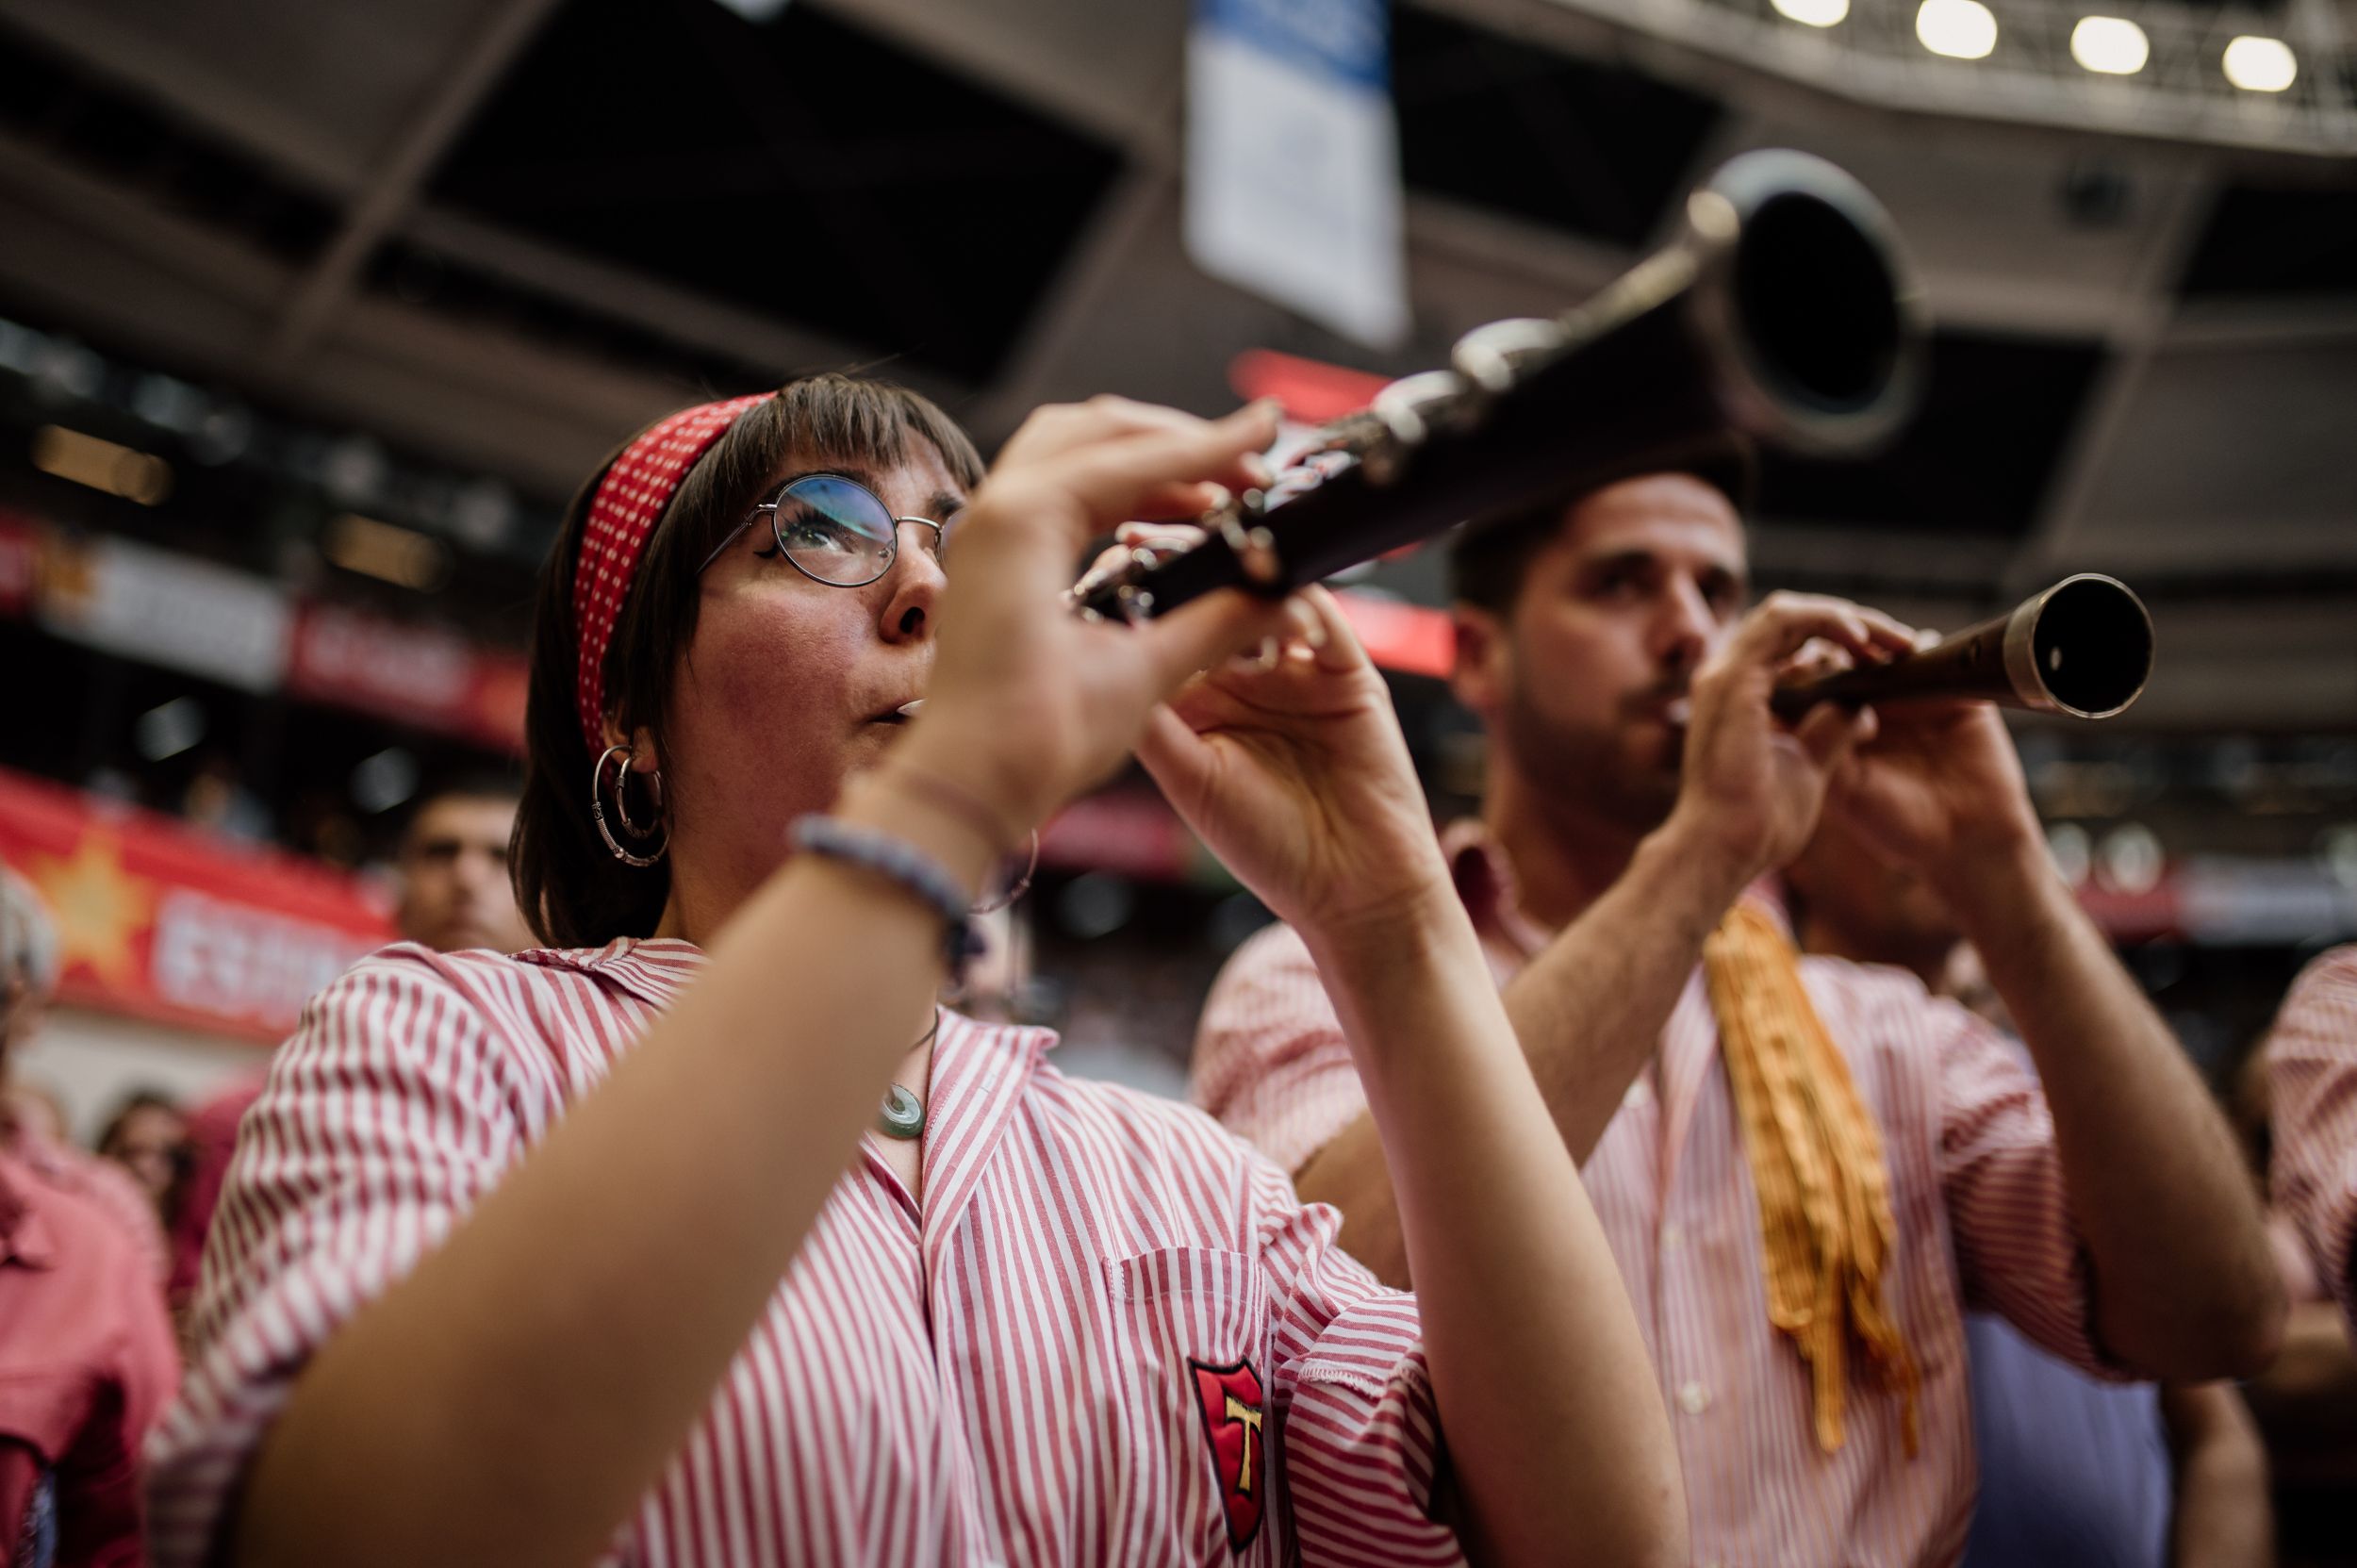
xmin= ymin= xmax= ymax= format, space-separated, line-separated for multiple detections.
xmin=360 ymin=239 xmax=777 ymax=397
xmin=2179 ymin=183 xmax=2357 ymax=298
xmin=1755 ymin=329 xmax=2106 ymax=536
xmin=426 ymin=0 xmax=1123 ymax=385
xmin=1393 ymin=5 xmax=1722 ymax=249
xmin=0 ymin=22 xmax=340 ymax=263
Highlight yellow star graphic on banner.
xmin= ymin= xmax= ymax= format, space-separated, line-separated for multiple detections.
xmin=28 ymin=832 xmax=154 ymax=994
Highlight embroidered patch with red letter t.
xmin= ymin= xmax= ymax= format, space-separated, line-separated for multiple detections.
xmin=1189 ymin=1357 xmax=1267 ymax=1552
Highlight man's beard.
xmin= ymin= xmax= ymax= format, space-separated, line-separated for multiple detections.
xmin=1499 ymin=677 xmax=1684 ymax=835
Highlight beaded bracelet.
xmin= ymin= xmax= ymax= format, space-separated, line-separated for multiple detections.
xmin=790 ymin=816 xmax=985 ymax=983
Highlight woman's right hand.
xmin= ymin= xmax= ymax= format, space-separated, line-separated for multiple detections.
xmin=892 ymin=397 xmax=1299 ymax=841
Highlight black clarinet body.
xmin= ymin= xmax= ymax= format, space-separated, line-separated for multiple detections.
xmin=1075 ymin=148 xmax=1927 ymax=624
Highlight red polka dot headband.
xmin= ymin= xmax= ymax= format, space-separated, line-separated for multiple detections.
xmin=573 ymin=394 xmax=768 ymax=753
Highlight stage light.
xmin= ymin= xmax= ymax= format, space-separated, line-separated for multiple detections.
xmin=2222 ymin=35 xmax=2296 ymax=91
xmin=2322 ymin=824 xmax=2357 ymax=891
xmin=323 ymin=513 xmax=451 ymax=592
xmin=2070 ymin=16 xmax=2148 ymax=74
xmin=351 ymin=748 xmax=420 ymax=815
xmin=30 ymin=425 xmax=173 ymax=505
xmin=1918 ymin=0 xmax=1998 ymax=59
xmin=134 ymin=699 xmax=206 ymax=763
xmin=2096 ymin=822 xmax=2164 ymax=895
xmin=1773 ymin=0 xmax=1851 ymax=27
xmin=2046 ymin=822 xmax=2092 ymax=888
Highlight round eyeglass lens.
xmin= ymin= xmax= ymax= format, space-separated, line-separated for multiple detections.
xmin=775 ymin=476 xmax=898 ymax=585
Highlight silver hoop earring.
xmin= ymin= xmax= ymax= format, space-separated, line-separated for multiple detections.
xmin=971 ymin=829 xmax=1041 ymax=916
xmin=613 ymin=751 xmax=664 ymax=836
xmin=591 ymin=745 xmax=668 ymax=867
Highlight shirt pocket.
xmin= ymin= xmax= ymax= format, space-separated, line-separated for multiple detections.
xmin=1102 ymin=1247 xmax=1277 ymax=1563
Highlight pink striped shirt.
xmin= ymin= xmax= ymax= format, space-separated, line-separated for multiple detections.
xmin=2266 ymin=944 xmax=2357 ymax=1332
xmin=1194 ymin=824 xmax=2115 ymax=1568
xmin=148 ymin=938 xmax=1463 ymax=1567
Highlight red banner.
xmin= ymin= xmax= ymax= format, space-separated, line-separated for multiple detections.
xmin=1228 ymin=348 xmax=1390 ymax=424
xmin=287 ymin=603 xmax=529 ymax=753
xmin=1041 ymin=791 xmax=1208 ymax=883
xmin=1333 ymin=591 xmax=1454 ymax=680
xmin=0 ymin=768 xmax=394 ymax=1043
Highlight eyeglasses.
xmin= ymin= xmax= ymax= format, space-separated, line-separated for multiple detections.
xmin=696 ymin=472 xmax=958 ymax=586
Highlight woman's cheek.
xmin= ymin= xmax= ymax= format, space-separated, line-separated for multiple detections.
xmin=669 ymin=598 xmax=865 ymax=807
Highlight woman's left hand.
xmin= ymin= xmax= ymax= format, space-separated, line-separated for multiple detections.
xmin=1131 ymin=565 xmax=1453 ymax=948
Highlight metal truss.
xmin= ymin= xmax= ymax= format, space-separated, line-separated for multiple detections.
xmin=1541 ymin=0 xmax=2357 ymax=157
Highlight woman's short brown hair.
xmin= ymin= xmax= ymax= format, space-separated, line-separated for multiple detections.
xmin=512 ymin=374 xmax=985 ymax=949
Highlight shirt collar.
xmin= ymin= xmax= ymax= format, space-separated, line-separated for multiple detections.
xmin=1440 ymin=817 xmax=1794 ymax=957
xmin=517 ymin=936 xmax=708 ymax=1009
xmin=514 ymin=937 xmax=1061 ymax=1058
xmin=1441 ymin=818 xmax=1553 ymax=965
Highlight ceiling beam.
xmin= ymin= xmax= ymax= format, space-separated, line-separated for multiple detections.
xmin=966 ymin=163 xmax=1179 ymax=444
xmin=2015 ymin=162 xmax=2216 ymax=590
xmin=0 ymin=0 xmax=363 ymax=192
xmin=807 ymin=0 xmax=1188 ymax=158
xmin=264 ymin=0 xmax=566 ymax=367
xmin=398 ymin=204 xmax=909 ymax=390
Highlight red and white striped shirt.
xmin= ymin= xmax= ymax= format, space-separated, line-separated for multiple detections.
xmin=2266 ymin=943 xmax=2357 ymax=1332
xmin=148 ymin=938 xmax=1464 ymax=1567
xmin=1194 ymin=824 xmax=2115 ymax=1568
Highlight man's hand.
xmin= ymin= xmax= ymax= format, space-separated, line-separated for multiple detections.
xmin=1662 ymin=591 xmax=1918 ymax=889
xmin=1823 ymin=696 xmax=2046 ymax=900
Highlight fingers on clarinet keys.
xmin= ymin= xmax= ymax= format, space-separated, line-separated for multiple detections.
xmin=1451 ymin=318 xmax=1566 ymax=397
xmin=1218 ymin=513 xmax=1281 ymax=587
xmin=1231 ymin=597 xmax=1328 ymax=673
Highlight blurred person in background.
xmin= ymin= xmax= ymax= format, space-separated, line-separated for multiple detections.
xmin=148 ymin=380 xmax=1686 ymax=1568
xmin=2 ymin=1081 xmax=68 ymax=1149
xmin=0 ymin=871 xmax=168 ymax=1286
xmin=0 ymin=867 xmax=180 ymax=1566
xmin=177 ymin=752 xmax=272 ymax=845
xmin=1786 ymin=811 xmax=2271 ymax=1568
xmin=2268 ymin=946 xmax=2357 ymax=1338
xmin=1195 ymin=464 xmax=2285 ymax=1566
xmin=0 ymin=1140 xmax=178 ymax=1568
xmin=167 ymin=769 xmax=535 ymax=1312
xmin=92 ymin=1090 xmax=187 ymax=1227
xmin=2232 ymin=1038 xmax=2357 ymax=1568
xmin=389 ymin=768 xmax=534 ymax=956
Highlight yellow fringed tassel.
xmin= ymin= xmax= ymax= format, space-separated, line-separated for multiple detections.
xmin=1703 ymin=901 xmax=1922 ymax=1457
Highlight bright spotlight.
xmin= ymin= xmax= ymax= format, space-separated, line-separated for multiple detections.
xmin=1773 ymin=0 xmax=1851 ymax=26
xmin=1917 ymin=0 xmax=1997 ymax=59
xmin=2070 ymin=16 xmax=2149 ymax=74
xmin=2222 ymin=35 xmax=2297 ymax=91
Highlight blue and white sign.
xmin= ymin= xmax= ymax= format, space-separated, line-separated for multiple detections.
xmin=1184 ymin=0 xmax=1409 ymax=349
